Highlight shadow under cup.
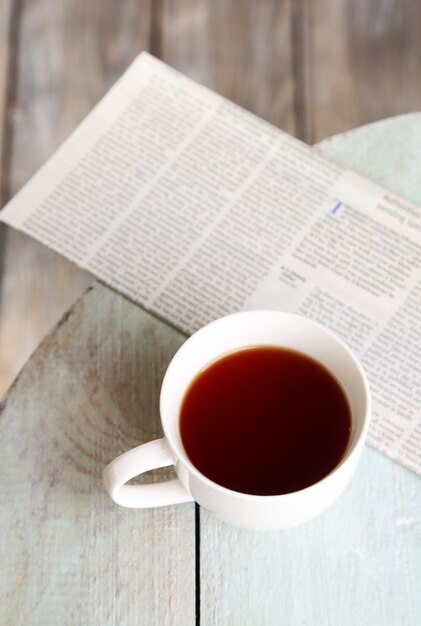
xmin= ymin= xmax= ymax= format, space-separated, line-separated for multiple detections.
xmin=161 ymin=310 xmax=370 ymax=530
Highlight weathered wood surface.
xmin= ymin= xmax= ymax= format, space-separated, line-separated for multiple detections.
xmin=160 ymin=0 xmax=296 ymax=134
xmin=3 ymin=0 xmax=421 ymax=394
xmin=1 ymin=2 xmax=421 ymax=624
xmin=307 ymin=0 xmax=421 ymax=142
xmin=0 ymin=0 xmax=14 ymax=193
xmin=200 ymin=115 xmax=421 ymax=626
xmin=0 ymin=0 xmax=153 ymax=395
xmin=319 ymin=113 xmax=421 ymax=206
xmin=201 ymin=451 xmax=420 ymax=626
xmin=1 ymin=116 xmax=420 ymax=625
xmin=0 ymin=285 xmax=195 ymax=625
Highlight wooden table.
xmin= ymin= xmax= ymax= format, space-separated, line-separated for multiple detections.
xmin=1 ymin=115 xmax=420 ymax=625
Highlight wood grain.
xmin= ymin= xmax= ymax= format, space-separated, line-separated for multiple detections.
xmin=199 ymin=116 xmax=421 ymax=626
xmin=160 ymin=0 xmax=296 ymax=134
xmin=0 ymin=0 xmax=153 ymax=396
xmin=200 ymin=449 xmax=421 ymax=626
xmin=0 ymin=0 xmax=15 ymax=364
xmin=0 ymin=0 xmax=15 ymax=201
xmin=290 ymin=0 xmax=311 ymax=141
xmin=1 ymin=2 xmax=421 ymax=623
xmin=0 ymin=284 xmax=195 ymax=625
xmin=306 ymin=0 xmax=421 ymax=142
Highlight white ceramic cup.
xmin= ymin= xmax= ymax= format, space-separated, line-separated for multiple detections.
xmin=103 ymin=310 xmax=371 ymax=530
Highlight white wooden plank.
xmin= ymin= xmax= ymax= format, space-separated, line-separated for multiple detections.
xmin=0 ymin=285 xmax=195 ymax=625
xmin=318 ymin=113 xmax=421 ymax=207
xmin=200 ymin=449 xmax=420 ymax=625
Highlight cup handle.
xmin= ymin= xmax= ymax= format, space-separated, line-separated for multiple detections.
xmin=103 ymin=437 xmax=193 ymax=508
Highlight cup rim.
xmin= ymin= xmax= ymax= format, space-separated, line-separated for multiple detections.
xmin=160 ymin=309 xmax=372 ymax=501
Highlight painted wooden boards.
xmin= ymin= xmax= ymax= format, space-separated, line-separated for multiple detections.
xmin=0 ymin=284 xmax=195 ymax=625
xmin=319 ymin=113 xmax=421 ymax=207
xmin=199 ymin=114 xmax=421 ymax=626
xmin=201 ymin=450 xmax=421 ymax=625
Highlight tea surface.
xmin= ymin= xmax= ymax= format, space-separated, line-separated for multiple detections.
xmin=179 ymin=346 xmax=351 ymax=495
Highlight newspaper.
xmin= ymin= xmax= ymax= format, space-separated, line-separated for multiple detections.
xmin=1 ymin=52 xmax=420 ymax=475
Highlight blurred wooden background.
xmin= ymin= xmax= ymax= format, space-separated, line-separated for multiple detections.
xmin=1 ymin=0 xmax=421 ymax=396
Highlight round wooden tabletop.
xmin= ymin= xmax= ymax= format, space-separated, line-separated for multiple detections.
xmin=1 ymin=115 xmax=421 ymax=625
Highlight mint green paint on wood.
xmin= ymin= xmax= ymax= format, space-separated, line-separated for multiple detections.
xmin=200 ymin=114 xmax=421 ymax=626
xmin=0 ymin=287 xmax=195 ymax=625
